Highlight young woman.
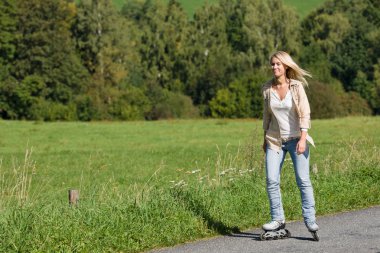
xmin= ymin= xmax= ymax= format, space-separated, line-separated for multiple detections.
xmin=261 ymin=51 xmax=319 ymax=239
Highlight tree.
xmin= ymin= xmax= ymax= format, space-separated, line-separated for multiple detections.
xmin=122 ymin=0 xmax=201 ymax=119
xmin=73 ymin=0 xmax=142 ymax=119
xmin=123 ymin=0 xmax=189 ymax=91
xmin=184 ymin=3 xmax=233 ymax=113
xmin=0 ymin=0 xmax=19 ymax=118
xmin=209 ymin=80 xmax=251 ymax=118
xmin=301 ymin=0 xmax=380 ymax=114
xmin=221 ymin=0 xmax=300 ymax=67
xmin=14 ymin=0 xmax=89 ymax=98
xmin=0 ymin=0 xmax=18 ymax=78
xmin=301 ymin=12 xmax=350 ymax=56
xmin=3 ymin=0 xmax=89 ymax=120
xmin=184 ymin=0 xmax=300 ymax=115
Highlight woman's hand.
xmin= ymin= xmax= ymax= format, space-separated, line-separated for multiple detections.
xmin=296 ymin=138 xmax=307 ymax=154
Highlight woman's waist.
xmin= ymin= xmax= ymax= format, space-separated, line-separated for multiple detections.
xmin=280 ymin=135 xmax=300 ymax=142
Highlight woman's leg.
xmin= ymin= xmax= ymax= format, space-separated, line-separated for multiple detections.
xmin=287 ymin=140 xmax=316 ymax=223
xmin=265 ymin=147 xmax=287 ymax=221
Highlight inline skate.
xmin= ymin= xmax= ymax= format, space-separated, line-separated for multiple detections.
xmin=260 ymin=220 xmax=291 ymax=240
xmin=306 ymin=221 xmax=319 ymax=241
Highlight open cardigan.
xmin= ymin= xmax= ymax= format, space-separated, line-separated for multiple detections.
xmin=262 ymin=78 xmax=315 ymax=151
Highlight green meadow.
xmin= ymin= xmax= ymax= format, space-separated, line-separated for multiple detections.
xmin=283 ymin=0 xmax=326 ymax=17
xmin=0 ymin=117 xmax=379 ymax=252
xmin=113 ymin=0 xmax=326 ymax=18
xmin=2 ymin=117 xmax=378 ymax=192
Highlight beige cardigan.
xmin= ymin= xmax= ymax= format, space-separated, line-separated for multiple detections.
xmin=262 ymin=78 xmax=315 ymax=151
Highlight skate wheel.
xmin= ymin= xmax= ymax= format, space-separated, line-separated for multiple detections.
xmin=311 ymin=231 xmax=319 ymax=241
xmin=260 ymin=232 xmax=266 ymax=241
xmin=285 ymin=229 xmax=291 ymax=238
xmin=260 ymin=231 xmax=274 ymax=241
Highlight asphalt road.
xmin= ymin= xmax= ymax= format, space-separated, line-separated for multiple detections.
xmin=150 ymin=206 xmax=380 ymax=253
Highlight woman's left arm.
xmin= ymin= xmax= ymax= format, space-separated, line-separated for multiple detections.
xmin=298 ymin=84 xmax=311 ymax=129
xmin=297 ymin=83 xmax=311 ymax=154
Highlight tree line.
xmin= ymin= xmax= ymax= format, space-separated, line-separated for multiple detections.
xmin=0 ymin=0 xmax=379 ymax=121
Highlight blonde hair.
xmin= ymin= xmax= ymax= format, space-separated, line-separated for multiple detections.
xmin=270 ymin=51 xmax=312 ymax=86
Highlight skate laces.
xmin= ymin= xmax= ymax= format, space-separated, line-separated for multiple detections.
xmin=271 ymin=220 xmax=284 ymax=226
xmin=306 ymin=221 xmax=317 ymax=226
xmin=269 ymin=221 xmax=281 ymax=226
xmin=306 ymin=221 xmax=319 ymax=231
xmin=263 ymin=220 xmax=285 ymax=230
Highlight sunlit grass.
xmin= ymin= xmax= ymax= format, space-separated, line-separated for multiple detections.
xmin=113 ymin=0 xmax=326 ymax=18
xmin=0 ymin=117 xmax=379 ymax=252
xmin=283 ymin=0 xmax=326 ymax=17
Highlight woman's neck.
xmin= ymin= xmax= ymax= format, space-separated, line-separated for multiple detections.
xmin=273 ymin=76 xmax=288 ymax=86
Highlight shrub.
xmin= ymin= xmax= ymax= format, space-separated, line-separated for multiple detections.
xmin=307 ymin=80 xmax=345 ymax=119
xmin=209 ymin=80 xmax=252 ymax=118
xmin=75 ymin=95 xmax=98 ymax=121
xmin=340 ymin=91 xmax=372 ymax=116
xmin=147 ymin=89 xmax=199 ymax=120
xmin=30 ymin=100 xmax=77 ymax=121
xmin=0 ymin=76 xmax=46 ymax=120
xmin=108 ymin=85 xmax=152 ymax=121
xmin=209 ymin=74 xmax=266 ymax=119
xmin=307 ymin=80 xmax=371 ymax=118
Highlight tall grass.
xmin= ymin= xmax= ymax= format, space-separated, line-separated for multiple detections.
xmin=0 ymin=148 xmax=36 ymax=208
xmin=0 ymin=118 xmax=379 ymax=252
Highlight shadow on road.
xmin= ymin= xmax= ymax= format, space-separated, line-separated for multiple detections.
xmin=227 ymin=232 xmax=261 ymax=240
xmin=290 ymin=236 xmax=316 ymax=241
xmin=227 ymin=231 xmax=315 ymax=242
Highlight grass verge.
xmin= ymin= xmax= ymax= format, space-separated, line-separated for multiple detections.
xmin=0 ymin=120 xmax=379 ymax=252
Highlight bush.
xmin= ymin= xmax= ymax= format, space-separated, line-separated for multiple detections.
xmin=148 ymin=90 xmax=199 ymax=120
xmin=209 ymin=74 xmax=266 ymax=119
xmin=108 ymin=85 xmax=152 ymax=121
xmin=30 ymin=100 xmax=77 ymax=121
xmin=0 ymin=76 xmax=46 ymax=120
xmin=75 ymin=95 xmax=98 ymax=121
xmin=209 ymin=81 xmax=252 ymax=118
xmin=0 ymin=75 xmax=81 ymax=121
xmin=307 ymin=80 xmax=371 ymax=119
xmin=340 ymin=91 xmax=372 ymax=116
xmin=307 ymin=81 xmax=345 ymax=119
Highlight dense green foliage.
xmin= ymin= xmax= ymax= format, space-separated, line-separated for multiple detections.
xmin=0 ymin=117 xmax=379 ymax=251
xmin=301 ymin=0 xmax=380 ymax=114
xmin=0 ymin=0 xmax=378 ymax=120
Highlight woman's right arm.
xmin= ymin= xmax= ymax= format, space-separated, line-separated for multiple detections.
xmin=263 ymin=131 xmax=267 ymax=152
xmin=262 ymin=85 xmax=270 ymax=152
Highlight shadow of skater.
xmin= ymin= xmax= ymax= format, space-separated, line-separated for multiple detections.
xmin=171 ymin=189 xmax=316 ymax=241
xmin=227 ymin=231 xmax=261 ymax=241
xmin=171 ymin=188 xmax=240 ymax=235
xmin=228 ymin=231 xmax=316 ymax=241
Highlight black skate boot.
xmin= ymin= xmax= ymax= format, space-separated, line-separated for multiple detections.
xmin=260 ymin=220 xmax=291 ymax=240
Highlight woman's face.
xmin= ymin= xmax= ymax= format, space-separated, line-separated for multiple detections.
xmin=271 ymin=57 xmax=287 ymax=79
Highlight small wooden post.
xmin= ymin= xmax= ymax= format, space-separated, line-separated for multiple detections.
xmin=68 ymin=189 xmax=79 ymax=206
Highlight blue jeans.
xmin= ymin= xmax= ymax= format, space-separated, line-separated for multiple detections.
xmin=265 ymin=138 xmax=316 ymax=223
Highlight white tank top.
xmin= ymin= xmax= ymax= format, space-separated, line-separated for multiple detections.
xmin=270 ymin=89 xmax=300 ymax=138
